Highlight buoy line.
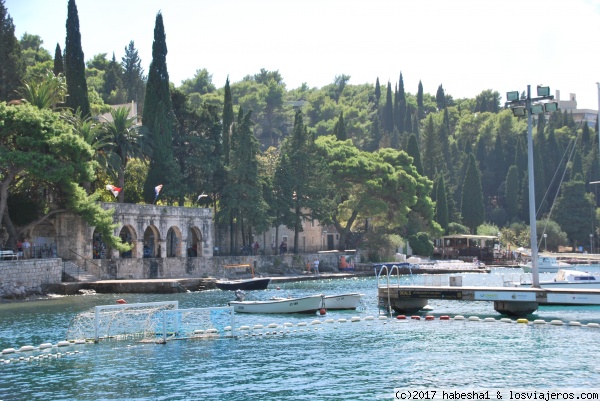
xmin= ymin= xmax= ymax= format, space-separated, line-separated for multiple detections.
xmin=3 ymin=314 xmax=598 ymax=364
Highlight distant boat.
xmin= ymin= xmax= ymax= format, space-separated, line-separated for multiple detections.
xmin=538 ymin=269 xmax=600 ymax=289
xmin=322 ymin=293 xmax=364 ymax=310
xmin=228 ymin=294 xmax=324 ymax=314
xmin=215 ymin=277 xmax=271 ymax=291
xmin=519 ymin=256 xmax=570 ymax=273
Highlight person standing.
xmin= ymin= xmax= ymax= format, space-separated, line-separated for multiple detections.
xmin=313 ymin=259 xmax=320 ymax=276
xmin=22 ymin=238 xmax=31 ymax=259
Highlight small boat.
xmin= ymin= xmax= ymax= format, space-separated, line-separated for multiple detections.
xmin=228 ymin=294 xmax=324 ymax=314
xmin=215 ymin=277 xmax=271 ymax=291
xmin=538 ymin=269 xmax=600 ymax=289
xmin=519 ymin=256 xmax=570 ymax=273
xmin=215 ymin=263 xmax=270 ymax=291
xmin=322 ymin=293 xmax=364 ymax=310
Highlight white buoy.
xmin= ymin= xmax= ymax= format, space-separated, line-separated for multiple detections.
xmin=468 ymin=316 xmax=480 ymax=321
xmin=310 ymin=320 xmax=322 ymax=325
xmin=364 ymin=316 xmax=375 ymax=321
xmin=586 ymin=323 xmax=600 ymax=328
xmin=238 ymin=325 xmax=250 ymax=331
xmin=39 ymin=343 xmax=53 ymax=349
xmin=337 ymin=318 xmax=347 ymax=323
xmin=283 ymin=323 xmax=294 ymax=327
xmin=2 ymin=348 xmax=16 ymax=354
xmin=378 ymin=316 xmax=388 ymax=320
xmin=253 ymin=325 xmax=264 ymax=330
xmin=19 ymin=345 xmax=35 ymax=352
xmin=267 ymin=323 xmax=278 ymax=329
xmin=297 ymin=322 xmax=307 ymax=327
xmin=550 ymin=320 xmax=564 ymax=326
xmin=453 ymin=315 xmax=465 ymax=320
xmin=533 ymin=319 xmax=546 ymax=325
xmin=351 ymin=317 xmax=361 ymax=322
xmin=483 ymin=318 xmax=496 ymax=323
xmin=57 ymin=341 xmax=70 ymax=347
xmin=324 ymin=319 xmax=335 ymax=324
xmin=500 ymin=318 xmax=513 ymax=323
xmin=568 ymin=321 xmax=582 ymax=327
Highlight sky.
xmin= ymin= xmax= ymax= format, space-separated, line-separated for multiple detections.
xmin=5 ymin=0 xmax=600 ymax=110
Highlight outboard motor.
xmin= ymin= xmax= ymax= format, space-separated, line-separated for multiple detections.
xmin=235 ymin=289 xmax=246 ymax=301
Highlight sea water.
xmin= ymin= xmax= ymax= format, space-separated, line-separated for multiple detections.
xmin=1 ymin=267 xmax=600 ymax=401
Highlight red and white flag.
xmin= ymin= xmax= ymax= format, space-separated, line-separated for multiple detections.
xmin=105 ymin=184 xmax=122 ymax=198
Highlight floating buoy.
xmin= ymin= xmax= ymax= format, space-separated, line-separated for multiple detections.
xmin=468 ymin=316 xmax=480 ymax=321
xmin=267 ymin=323 xmax=278 ymax=329
xmin=516 ymin=318 xmax=529 ymax=324
xmin=350 ymin=317 xmax=361 ymax=322
xmin=568 ymin=321 xmax=582 ymax=327
xmin=439 ymin=315 xmax=450 ymax=320
xmin=550 ymin=320 xmax=564 ymax=325
xmin=116 ymin=299 xmax=127 ymax=304
xmin=337 ymin=318 xmax=347 ymax=323
xmin=57 ymin=341 xmax=70 ymax=347
xmin=587 ymin=323 xmax=600 ymax=328
xmin=310 ymin=320 xmax=322 ymax=325
xmin=19 ymin=345 xmax=35 ymax=352
xmin=364 ymin=316 xmax=375 ymax=321
xmin=483 ymin=318 xmax=496 ymax=323
xmin=319 ymin=308 xmax=327 ymax=315
xmin=238 ymin=325 xmax=250 ymax=331
xmin=396 ymin=315 xmax=406 ymax=320
xmin=453 ymin=315 xmax=465 ymax=320
xmin=2 ymin=348 xmax=16 ymax=355
xmin=253 ymin=325 xmax=264 ymax=330
xmin=283 ymin=322 xmax=294 ymax=327
xmin=378 ymin=316 xmax=388 ymax=320
xmin=39 ymin=343 xmax=53 ymax=349
xmin=533 ymin=319 xmax=546 ymax=325
xmin=411 ymin=316 xmax=421 ymax=320
xmin=425 ymin=315 xmax=435 ymax=321
xmin=500 ymin=318 xmax=513 ymax=323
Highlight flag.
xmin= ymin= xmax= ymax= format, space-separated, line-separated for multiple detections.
xmin=197 ymin=192 xmax=208 ymax=202
xmin=105 ymin=184 xmax=121 ymax=198
xmin=154 ymin=184 xmax=163 ymax=203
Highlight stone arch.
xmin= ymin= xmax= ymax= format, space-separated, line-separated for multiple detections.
xmin=119 ymin=225 xmax=137 ymax=258
xmin=187 ymin=226 xmax=202 ymax=257
xmin=166 ymin=226 xmax=182 ymax=257
xmin=30 ymin=220 xmax=58 ymax=258
xmin=143 ymin=225 xmax=160 ymax=258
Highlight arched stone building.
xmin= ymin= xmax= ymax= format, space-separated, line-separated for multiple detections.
xmin=45 ymin=203 xmax=216 ymax=279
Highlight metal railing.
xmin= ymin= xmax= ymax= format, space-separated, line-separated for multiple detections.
xmin=65 ymin=249 xmax=104 ymax=279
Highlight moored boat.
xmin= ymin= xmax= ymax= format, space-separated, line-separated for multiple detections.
xmin=322 ymin=293 xmax=364 ymax=310
xmin=215 ymin=277 xmax=271 ymax=291
xmin=228 ymin=294 xmax=324 ymax=314
xmin=519 ymin=256 xmax=570 ymax=273
xmin=538 ymin=269 xmax=600 ymax=289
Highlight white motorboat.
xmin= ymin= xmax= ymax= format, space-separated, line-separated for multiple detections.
xmin=228 ymin=294 xmax=324 ymax=314
xmin=519 ymin=256 xmax=570 ymax=273
xmin=322 ymin=293 xmax=364 ymax=310
xmin=538 ymin=269 xmax=600 ymax=289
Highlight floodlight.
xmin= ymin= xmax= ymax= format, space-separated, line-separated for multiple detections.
xmin=537 ymin=86 xmax=550 ymax=97
xmin=544 ymin=102 xmax=559 ymax=113
xmin=530 ymin=104 xmax=545 ymax=114
xmin=506 ymin=91 xmax=519 ymax=102
xmin=511 ymin=106 xmax=526 ymax=117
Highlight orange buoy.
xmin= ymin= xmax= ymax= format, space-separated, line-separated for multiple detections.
xmin=396 ymin=315 xmax=406 ymax=320
xmin=116 ymin=299 xmax=127 ymax=304
xmin=440 ymin=315 xmax=450 ymax=320
xmin=411 ymin=315 xmax=421 ymax=320
xmin=319 ymin=308 xmax=327 ymax=315
xmin=425 ymin=315 xmax=434 ymax=321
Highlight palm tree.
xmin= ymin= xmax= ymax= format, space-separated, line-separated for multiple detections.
xmin=100 ymin=106 xmax=151 ymax=202
xmin=18 ymin=70 xmax=67 ymax=110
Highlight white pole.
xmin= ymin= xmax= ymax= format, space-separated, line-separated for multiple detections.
xmin=526 ymin=85 xmax=540 ymax=288
xmin=597 ymin=83 xmax=600 ymax=165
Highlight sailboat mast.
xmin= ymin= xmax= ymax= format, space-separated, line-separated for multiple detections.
xmin=526 ymin=84 xmax=540 ymax=288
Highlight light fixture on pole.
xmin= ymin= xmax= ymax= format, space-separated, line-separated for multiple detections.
xmin=590 ymin=234 xmax=593 ymax=254
xmin=543 ymin=233 xmax=547 ymax=252
xmin=505 ymin=85 xmax=559 ymax=288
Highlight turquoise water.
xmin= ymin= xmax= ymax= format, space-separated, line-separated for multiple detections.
xmin=1 ymin=267 xmax=600 ymax=401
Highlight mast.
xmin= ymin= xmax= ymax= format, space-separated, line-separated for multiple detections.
xmin=526 ymin=85 xmax=540 ymax=288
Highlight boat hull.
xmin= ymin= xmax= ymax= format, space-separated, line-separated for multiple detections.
xmin=322 ymin=293 xmax=364 ymax=310
xmin=229 ymin=294 xmax=324 ymax=314
xmin=215 ymin=278 xmax=271 ymax=291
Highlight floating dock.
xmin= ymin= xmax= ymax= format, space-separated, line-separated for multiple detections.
xmin=378 ymin=284 xmax=600 ymax=316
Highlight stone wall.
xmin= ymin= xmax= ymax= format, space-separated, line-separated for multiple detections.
xmin=0 ymin=259 xmax=62 ymax=298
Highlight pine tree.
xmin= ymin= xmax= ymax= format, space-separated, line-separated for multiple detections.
xmin=435 ymin=84 xmax=446 ymax=111
xmin=222 ymin=77 xmax=234 ymax=165
xmin=0 ymin=0 xmax=24 ymax=102
xmin=397 ymin=72 xmax=406 ymax=133
xmin=461 ymin=153 xmax=484 ymax=234
xmin=102 ymin=52 xmax=125 ymax=103
xmin=121 ymin=40 xmax=145 ymax=104
xmin=64 ymin=0 xmax=90 ymax=116
xmin=142 ymin=11 xmax=181 ymax=204
xmin=53 ymin=43 xmax=64 ymax=76
xmin=365 ymin=113 xmax=381 ymax=152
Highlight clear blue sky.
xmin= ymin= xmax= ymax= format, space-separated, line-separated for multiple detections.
xmin=6 ymin=0 xmax=600 ymax=110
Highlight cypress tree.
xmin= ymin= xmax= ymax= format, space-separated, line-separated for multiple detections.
xmin=334 ymin=111 xmax=347 ymax=141
xmin=365 ymin=113 xmax=381 ymax=152
xmin=53 ymin=43 xmax=64 ymax=76
xmin=142 ymin=11 xmax=181 ymax=204
xmin=0 ymin=0 xmax=24 ymax=102
xmin=64 ymin=0 xmax=90 ymax=116
xmin=435 ymin=84 xmax=446 ymax=111
xmin=374 ymin=77 xmax=381 ymax=106
xmin=417 ymin=80 xmax=424 ymax=120
xmin=461 ymin=153 xmax=485 ymax=234
xmin=397 ymin=72 xmax=406 ymax=133
xmin=505 ymin=165 xmax=519 ymax=221
xmin=222 ymin=77 xmax=234 ymax=165
xmin=435 ymin=174 xmax=449 ymax=232
xmin=406 ymin=133 xmax=423 ymax=175
xmin=382 ymin=82 xmax=393 ymax=134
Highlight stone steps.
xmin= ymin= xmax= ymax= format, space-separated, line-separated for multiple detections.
xmin=62 ymin=261 xmax=98 ymax=282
